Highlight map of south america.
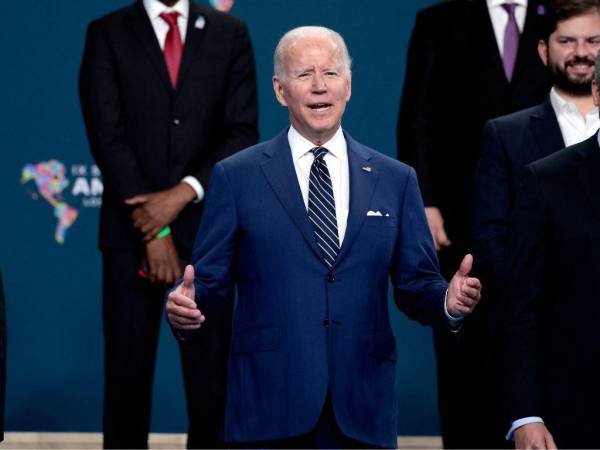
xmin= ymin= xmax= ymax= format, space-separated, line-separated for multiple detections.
xmin=21 ymin=160 xmax=79 ymax=244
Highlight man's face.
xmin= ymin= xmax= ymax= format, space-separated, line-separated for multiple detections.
xmin=539 ymin=12 xmax=600 ymax=96
xmin=272 ymin=35 xmax=351 ymax=145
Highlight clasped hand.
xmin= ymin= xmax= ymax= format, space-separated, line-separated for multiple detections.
xmin=126 ymin=183 xmax=196 ymax=241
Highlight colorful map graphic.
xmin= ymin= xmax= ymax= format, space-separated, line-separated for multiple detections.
xmin=21 ymin=160 xmax=79 ymax=244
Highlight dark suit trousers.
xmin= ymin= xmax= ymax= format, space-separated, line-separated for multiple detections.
xmin=434 ymin=249 xmax=509 ymax=449
xmin=102 ymin=250 xmax=231 ymax=449
xmin=229 ymin=393 xmax=381 ymax=449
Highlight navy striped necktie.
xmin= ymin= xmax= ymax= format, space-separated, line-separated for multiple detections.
xmin=307 ymin=147 xmax=339 ymax=267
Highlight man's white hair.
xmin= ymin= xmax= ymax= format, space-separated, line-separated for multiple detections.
xmin=273 ymin=26 xmax=352 ymax=81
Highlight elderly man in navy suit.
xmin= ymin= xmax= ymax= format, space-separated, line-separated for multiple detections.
xmin=166 ymin=26 xmax=482 ymax=448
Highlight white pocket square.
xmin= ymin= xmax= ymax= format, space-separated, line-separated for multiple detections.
xmin=366 ymin=210 xmax=383 ymax=217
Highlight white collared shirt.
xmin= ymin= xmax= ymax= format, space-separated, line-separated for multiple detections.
xmin=487 ymin=0 xmax=527 ymax=57
xmin=549 ymin=87 xmax=600 ymax=147
xmin=143 ymin=0 xmax=189 ymax=49
xmin=288 ymin=126 xmax=350 ymax=244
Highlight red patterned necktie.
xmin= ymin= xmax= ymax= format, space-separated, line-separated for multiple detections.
xmin=159 ymin=12 xmax=183 ymax=88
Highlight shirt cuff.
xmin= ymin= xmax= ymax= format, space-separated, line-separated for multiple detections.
xmin=444 ymin=289 xmax=463 ymax=331
xmin=181 ymin=176 xmax=204 ymax=203
xmin=506 ymin=417 xmax=544 ymax=441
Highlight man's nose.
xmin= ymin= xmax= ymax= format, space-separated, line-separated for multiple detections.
xmin=575 ymin=39 xmax=592 ymax=57
xmin=312 ymin=73 xmax=327 ymax=92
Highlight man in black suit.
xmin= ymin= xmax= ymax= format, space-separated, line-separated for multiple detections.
xmin=78 ymin=0 xmax=258 ymax=448
xmin=397 ymin=1 xmax=552 ymax=447
xmin=501 ymin=60 xmax=600 ymax=447
xmin=472 ymin=2 xmax=600 ymax=447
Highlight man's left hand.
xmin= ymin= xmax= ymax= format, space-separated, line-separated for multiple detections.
xmin=447 ymin=254 xmax=482 ymax=317
xmin=126 ymin=183 xmax=196 ymax=240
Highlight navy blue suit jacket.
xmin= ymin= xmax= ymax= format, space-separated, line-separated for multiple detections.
xmin=472 ymin=99 xmax=564 ymax=289
xmin=189 ymin=129 xmax=448 ymax=447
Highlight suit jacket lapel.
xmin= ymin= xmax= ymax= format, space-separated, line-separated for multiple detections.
xmin=574 ymin=136 xmax=600 ymax=221
xmin=470 ymin=0 xmax=509 ymax=89
xmin=176 ymin=3 xmax=208 ymax=91
xmin=128 ymin=1 xmax=173 ymax=93
xmin=260 ymin=130 xmax=324 ymax=262
xmin=530 ymin=99 xmax=565 ymax=159
xmin=334 ymin=133 xmax=379 ymax=267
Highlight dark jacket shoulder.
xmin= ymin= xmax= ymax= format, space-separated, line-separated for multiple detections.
xmin=489 ymin=103 xmax=547 ymax=129
xmin=529 ymin=135 xmax=596 ymax=175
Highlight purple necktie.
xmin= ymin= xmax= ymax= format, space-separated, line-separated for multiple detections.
xmin=502 ymin=3 xmax=520 ymax=82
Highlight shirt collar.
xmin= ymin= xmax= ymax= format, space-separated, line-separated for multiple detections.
xmin=288 ymin=126 xmax=347 ymax=162
xmin=143 ymin=0 xmax=189 ymax=21
xmin=549 ymin=87 xmax=598 ymax=116
xmin=487 ymin=0 xmax=527 ymax=9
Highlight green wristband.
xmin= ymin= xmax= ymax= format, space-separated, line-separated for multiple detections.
xmin=156 ymin=226 xmax=171 ymax=238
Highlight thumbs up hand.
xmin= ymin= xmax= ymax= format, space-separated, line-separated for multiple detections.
xmin=446 ymin=254 xmax=482 ymax=318
xmin=166 ymin=265 xmax=205 ymax=330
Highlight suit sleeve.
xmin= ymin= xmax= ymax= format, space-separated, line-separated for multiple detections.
xmin=396 ymin=11 xmax=437 ymax=206
xmin=501 ymin=166 xmax=548 ymax=422
xmin=471 ymin=120 xmax=511 ymax=288
xmin=78 ymin=21 xmax=152 ymax=200
xmin=190 ymin=162 xmax=239 ymax=312
xmin=392 ymin=168 xmax=449 ymax=328
xmin=189 ymin=20 xmax=258 ymax=188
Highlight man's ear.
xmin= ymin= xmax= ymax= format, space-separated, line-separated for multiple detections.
xmin=538 ymin=38 xmax=549 ymax=67
xmin=345 ymin=76 xmax=352 ymax=103
xmin=273 ymin=76 xmax=288 ymax=107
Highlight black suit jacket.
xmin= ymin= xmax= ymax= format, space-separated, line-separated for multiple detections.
xmin=397 ymin=0 xmax=552 ymax=269
xmin=472 ymin=99 xmax=564 ymax=292
xmin=502 ymin=135 xmax=600 ymax=448
xmin=79 ymin=1 xmax=258 ymax=255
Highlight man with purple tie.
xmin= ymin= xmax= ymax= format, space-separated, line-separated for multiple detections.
xmin=397 ymin=0 xmax=554 ymax=447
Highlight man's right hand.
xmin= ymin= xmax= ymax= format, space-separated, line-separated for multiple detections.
xmin=514 ymin=423 xmax=556 ymax=450
xmin=166 ymin=265 xmax=205 ymax=330
xmin=145 ymin=234 xmax=182 ymax=284
xmin=425 ymin=207 xmax=451 ymax=251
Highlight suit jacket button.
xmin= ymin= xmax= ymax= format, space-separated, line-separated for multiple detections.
xmin=323 ymin=319 xmax=329 ymax=327
xmin=173 ymin=118 xmax=180 ymax=125
xmin=327 ymin=274 xmax=335 ymax=283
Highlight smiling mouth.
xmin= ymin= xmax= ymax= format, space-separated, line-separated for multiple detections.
xmin=308 ymin=103 xmax=332 ymax=111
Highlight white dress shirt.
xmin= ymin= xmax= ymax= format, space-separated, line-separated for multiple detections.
xmin=142 ymin=0 xmax=205 ymax=203
xmin=487 ymin=0 xmax=527 ymax=57
xmin=550 ymin=87 xmax=600 ymax=147
xmin=143 ymin=0 xmax=189 ymax=49
xmin=288 ymin=126 xmax=350 ymax=244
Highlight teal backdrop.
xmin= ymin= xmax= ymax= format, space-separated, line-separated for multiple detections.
xmin=0 ymin=0 xmax=441 ymax=435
